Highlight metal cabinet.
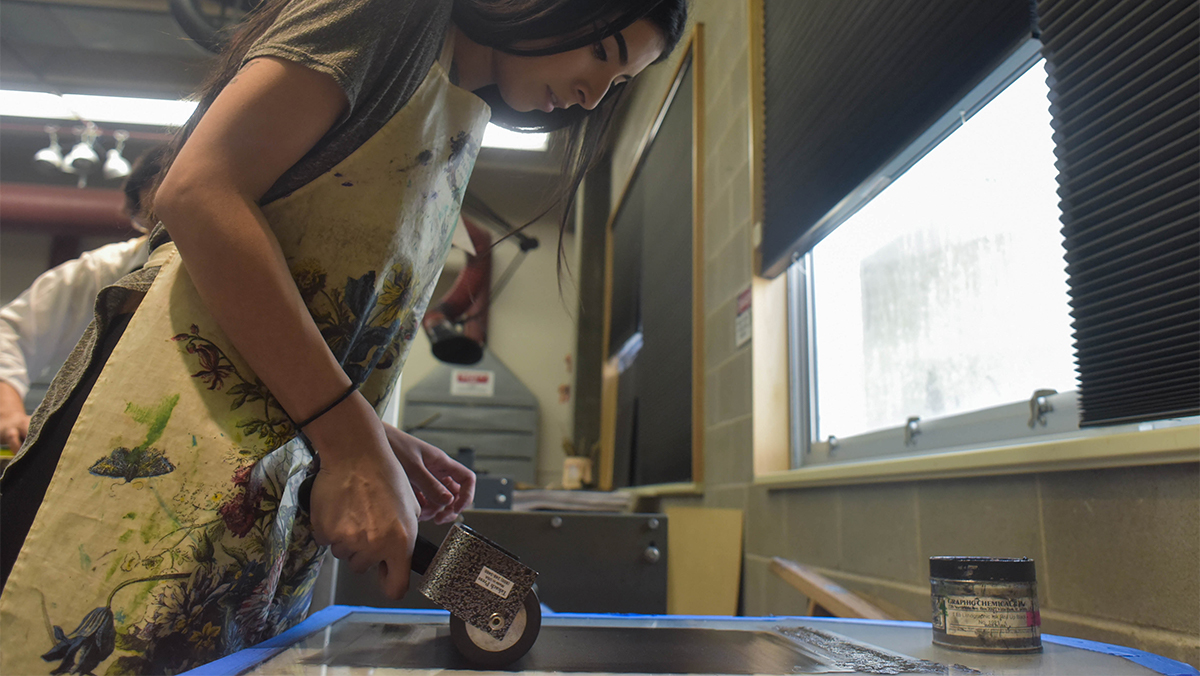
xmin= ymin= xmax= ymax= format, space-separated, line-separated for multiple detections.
xmin=402 ymin=350 xmax=539 ymax=484
xmin=327 ymin=510 xmax=668 ymax=615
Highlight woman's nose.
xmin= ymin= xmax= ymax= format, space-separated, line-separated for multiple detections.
xmin=578 ymin=78 xmax=610 ymax=110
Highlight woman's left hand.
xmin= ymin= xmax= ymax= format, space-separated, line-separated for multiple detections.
xmin=383 ymin=423 xmax=476 ymax=524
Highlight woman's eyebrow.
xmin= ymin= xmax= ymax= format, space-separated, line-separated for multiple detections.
xmin=614 ymin=31 xmax=629 ymax=65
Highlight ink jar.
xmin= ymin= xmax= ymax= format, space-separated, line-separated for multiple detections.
xmin=930 ymin=556 xmax=1041 ymax=653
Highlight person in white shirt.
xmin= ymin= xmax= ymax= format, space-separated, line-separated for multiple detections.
xmin=0 ymin=146 xmax=164 ymax=449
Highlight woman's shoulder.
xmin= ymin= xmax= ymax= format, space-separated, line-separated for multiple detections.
xmin=250 ymin=0 xmax=456 ymax=204
xmin=247 ymin=0 xmax=454 ymax=103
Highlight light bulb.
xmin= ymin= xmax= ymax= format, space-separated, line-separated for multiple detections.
xmin=103 ymin=148 xmax=131 ymax=180
xmin=64 ymin=140 xmax=100 ymax=173
xmin=33 ymin=126 xmax=63 ymax=175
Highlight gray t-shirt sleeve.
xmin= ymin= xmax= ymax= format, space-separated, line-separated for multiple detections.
xmin=243 ymin=0 xmax=455 ymax=202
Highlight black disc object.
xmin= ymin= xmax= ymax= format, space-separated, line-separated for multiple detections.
xmin=449 ymin=590 xmax=541 ymax=668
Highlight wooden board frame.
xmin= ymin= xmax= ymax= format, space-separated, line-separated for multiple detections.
xmin=747 ymin=0 xmax=793 ymax=476
xmin=599 ymin=25 xmax=705 ymax=491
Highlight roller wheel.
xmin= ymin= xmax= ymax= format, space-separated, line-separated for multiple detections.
xmin=449 ymin=590 xmax=541 ymax=668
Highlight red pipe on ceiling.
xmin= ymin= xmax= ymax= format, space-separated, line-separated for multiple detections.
xmin=0 ymin=183 xmax=134 ymax=235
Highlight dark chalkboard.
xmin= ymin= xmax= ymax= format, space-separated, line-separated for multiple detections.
xmin=606 ymin=37 xmax=700 ymax=488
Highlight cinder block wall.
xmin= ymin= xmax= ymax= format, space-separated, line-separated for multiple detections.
xmin=607 ymin=0 xmax=1200 ymax=668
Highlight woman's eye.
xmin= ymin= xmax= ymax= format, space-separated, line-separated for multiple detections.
xmin=593 ymin=42 xmax=608 ymax=62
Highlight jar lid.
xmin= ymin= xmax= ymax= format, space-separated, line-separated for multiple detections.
xmin=929 ymin=556 xmax=1036 ymax=582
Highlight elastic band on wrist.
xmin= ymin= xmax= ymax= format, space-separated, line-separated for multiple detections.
xmin=294 ymin=383 xmax=358 ymax=430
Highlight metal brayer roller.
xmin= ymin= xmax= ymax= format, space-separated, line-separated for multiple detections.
xmin=298 ymin=477 xmax=541 ymax=667
xmin=412 ymin=524 xmax=541 ymax=666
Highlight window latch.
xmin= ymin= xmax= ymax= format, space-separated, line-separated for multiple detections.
xmin=1028 ymin=389 xmax=1057 ymax=428
xmin=904 ymin=416 xmax=921 ymax=446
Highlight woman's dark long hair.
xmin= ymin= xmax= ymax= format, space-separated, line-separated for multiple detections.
xmin=460 ymin=0 xmax=686 ymax=278
xmin=150 ymin=0 xmax=687 ymax=270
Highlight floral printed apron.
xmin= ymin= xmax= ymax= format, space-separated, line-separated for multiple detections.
xmin=0 ymin=37 xmax=489 ymax=676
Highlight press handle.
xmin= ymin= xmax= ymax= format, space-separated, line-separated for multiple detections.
xmin=298 ymin=474 xmax=439 ymax=575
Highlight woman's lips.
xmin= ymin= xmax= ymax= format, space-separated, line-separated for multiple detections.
xmin=544 ymin=86 xmax=561 ymax=113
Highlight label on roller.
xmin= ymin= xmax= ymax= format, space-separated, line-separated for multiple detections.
xmin=475 ymin=566 xmax=515 ymax=599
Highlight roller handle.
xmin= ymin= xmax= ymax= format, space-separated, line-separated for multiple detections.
xmin=298 ymin=474 xmax=439 ymax=575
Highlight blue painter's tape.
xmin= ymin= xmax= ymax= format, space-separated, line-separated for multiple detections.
xmin=258 ymin=606 xmax=352 ymax=648
xmin=1042 ymin=635 xmax=1200 ymax=676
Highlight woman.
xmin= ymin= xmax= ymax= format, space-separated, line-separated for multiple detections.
xmin=0 ymin=0 xmax=686 ymax=673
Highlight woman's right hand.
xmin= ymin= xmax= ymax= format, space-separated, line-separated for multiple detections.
xmin=303 ymin=392 xmax=420 ymax=600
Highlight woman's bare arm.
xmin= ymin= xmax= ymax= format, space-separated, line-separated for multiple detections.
xmin=157 ymin=56 xmax=350 ymax=421
xmin=155 ymin=56 xmax=419 ymax=599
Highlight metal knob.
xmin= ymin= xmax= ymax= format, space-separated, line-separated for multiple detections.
xmin=549 ymin=516 xmax=563 ymax=529
xmin=1028 ymin=388 xmax=1057 ymax=428
xmin=646 ymin=518 xmax=660 ymax=530
xmin=643 ymin=545 xmax=661 ymax=564
xmin=904 ymin=416 xmax=921 ymax=446
xmin=496 ymin=493 xmax=508 ymax=505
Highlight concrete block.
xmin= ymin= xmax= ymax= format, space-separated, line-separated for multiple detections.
xmin=1040 ymin=464 xmax=1200 ymax=636
xmin=917 ymin=474 xmax=1044 ymax=596
xmin=746 ymin=484 xmax=790 ymax=560
xmin=716 ymin=349 xmax=752 ymax=423
xmin=729 ymin=163 xmax=751 ymax=231
xmin=838 ymin=482 xmax=922 ymax=584
xmin=705 ymin=297 xmax=736 ymax=370
xmin=779 ymin=486 xmax=841 ymax=570
xmin=704 ymin=416 xmax=753 ymax=488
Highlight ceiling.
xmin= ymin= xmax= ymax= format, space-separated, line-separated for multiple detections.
xmin=0 ymin=0 xmax=567 ymax=233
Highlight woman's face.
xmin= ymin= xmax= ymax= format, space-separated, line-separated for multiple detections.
xmin=494 ymin=19 xmax=666 ymax=113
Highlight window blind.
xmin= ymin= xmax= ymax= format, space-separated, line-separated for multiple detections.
xmin=1039 ymin=0 xmax=1199 ymax=426
xmin=760 ymin=0 xmax=1036 ymax=277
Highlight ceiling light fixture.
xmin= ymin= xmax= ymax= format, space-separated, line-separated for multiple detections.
xmin=33 ymin=126 xmax=64 ymax=175
xmin=30 ymin=122 xmax=134 ymax=187
xmin=2 ymin=90 xmax=197 ymax=127
xmin=480 ymin=124 xmax=549 ymax=152
xmin=103 ymin=130 xmax=132 ymax=180
xmin=1 ymin=90 xmax=549 ymax=151
xmin=62 ymin=123 xmax=101 ymax=177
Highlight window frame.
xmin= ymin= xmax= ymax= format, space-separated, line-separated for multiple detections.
xmin=771 ymin=39 xmax=1200 ymax=480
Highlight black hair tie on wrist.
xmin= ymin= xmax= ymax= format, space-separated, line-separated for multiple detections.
xmin=294 ymin=383 xmax=359 ymax=430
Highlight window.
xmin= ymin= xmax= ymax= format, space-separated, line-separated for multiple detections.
xmin=814 ymin=57 xmax=1072 ymax=432
xmin=787 ymin=48 xmax=1192 ymax=468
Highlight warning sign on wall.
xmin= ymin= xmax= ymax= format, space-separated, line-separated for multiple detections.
xmin=451 ymin=369 xmax=495 ymax=397
xmin=735 ymin=288 xmax=752 ymax=348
